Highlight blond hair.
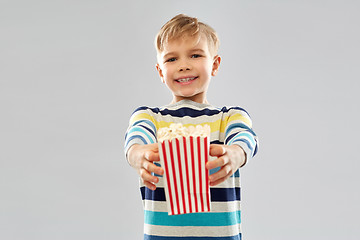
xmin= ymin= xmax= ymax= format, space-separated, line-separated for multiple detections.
xmin=155 ymin=14 xmax=219 ymax=57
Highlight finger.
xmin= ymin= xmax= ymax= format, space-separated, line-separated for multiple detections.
xmin=210 ymin=144 xmax=226 ymax=157
xmin=139 ymin=168 xmax=159 ymax=184
xmin=142 ymin=160 xmax=164 ymax=176
xmin=210 ymin=170 xmax=233 ymax=186
xmin=206 ymin=156 xmax=229 ymax=170
xmin=143 ymin=180 xmax=157 ymax=191
xmin=145 ymin=150 xmax=160 ymax=162
xmin=147 ymin=152 xmax=160 ymax=162
xmin=209 ymin=163 xmax=232 ymax=183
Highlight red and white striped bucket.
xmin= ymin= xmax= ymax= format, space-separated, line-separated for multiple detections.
xmin=158 ymin=136 xmax=211 ymax=215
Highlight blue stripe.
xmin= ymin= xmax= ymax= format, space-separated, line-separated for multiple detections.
xmin=225 ymin=132 xmax=238 ymax=145
xmin=125 ymin=135 xmax=147 ymax=147
xmin=233 ymin=169 xmax=240 ymax=178
xmin=220 ymin=106 xmax=249 ymax=115
xmin=209 ymin=168 xmax=240 ymax=177
xmin=226 ymin=132 xmax=255 ymax=147
xmin=229 ymin=132 xmax=256 ymax=146
xmin=209 ymin=167 xmax=240 ymax=178
xmin=144 ymin=210 xmax=241 ymax=226
xmin=153 ymin=162 xmax=162 ymax=177
xmin=225 ymin=123 xmax=255 ymax=136
xmin=209 ymin=167 xmax=220 ymax=175
xmin=253 ymin=140 xmax=258 ymax=156
xmin=134 ymin=106 xmax=249 ymax=118
xmin=144 ymin=233 xmax=241 ymax=240
xmin=128 ymin=127 xmax=155 ymax=144
xmin=211 ymin=140 xmax=223 ymax=145
xmin=139 ymin=124 xmax=156 ymax=139
xmin=141 ymin=187 xmax=240 ymax=202
xmin=133 ymin=119 xmax=157 ymax=135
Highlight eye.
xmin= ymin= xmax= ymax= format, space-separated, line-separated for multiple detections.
xmin=191 ymin=54 xmax=202 ymax=58
xmin=166 ymin=57 xmax=176 ymax=63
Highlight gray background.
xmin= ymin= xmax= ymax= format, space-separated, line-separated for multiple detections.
xmin=1 ymin=0 xmax=359 ymax=239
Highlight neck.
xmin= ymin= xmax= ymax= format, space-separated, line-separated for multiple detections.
xmin=171 ymin=95 xmax=209 ymax=105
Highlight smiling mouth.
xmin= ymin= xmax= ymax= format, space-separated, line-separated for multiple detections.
xmin=175 ymin=77 xmax=198 ymax=83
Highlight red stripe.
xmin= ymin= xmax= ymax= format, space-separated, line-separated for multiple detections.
xmin=204 ymin=137 xmax=210 ymax=211
xmin=176 ymin=138 xmax=186 ymax=214
xmin=183 ymin=137 xmax=192 ymax=213
xmin=169 ymin=140 xmax=180 ymax=215
xmin=190 ymin=136 xmax=198 ymax=212
xmin=161 ymin=141 xmax=174 ymax=215
xmin=197 ymin=137 xmax=204 ymax=212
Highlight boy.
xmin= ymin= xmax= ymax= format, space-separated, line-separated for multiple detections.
xmin=125 ymin=14 xmax=258 ymax=240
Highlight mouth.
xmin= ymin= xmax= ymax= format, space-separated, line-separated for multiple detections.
xmin=175 ymin=76 xmax=198 ymax=83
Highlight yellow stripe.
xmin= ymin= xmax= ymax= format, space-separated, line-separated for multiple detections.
xmin=155 ymin=120 xmax=223 ymax=133
xmin=227 ymin=113 xmax=252 ymax=128
xmin=131 ymin=112 xmax=154 ymax=124
xmin=132 ymin=114 xmax=250 ymax=134
xmin=131 ymin=110 xmax=251 ymax=134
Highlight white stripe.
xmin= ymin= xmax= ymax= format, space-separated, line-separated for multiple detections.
xmin=179 ymin=137 xmax=190 ymax=214
xmin=166 ymin=141 xmax=179 ymax=214
xmin=186 ymin=136 xmax=196 ymax=213
xmin=143 ymin=200 xmax=241 ymax=213
xmin=165 ymin=140 xmax=176 ymax=215
xmin=193 ymin=136 xmax=201 ymax=212
xmin=206 ymin=137 xmax=211 ymax=211
xmin=200 ymin=136 xmax=207 ymax=211
xmin=160 ymin=103 xmax=217 ymax=112
xmin=157 ymin=142 xmax=170 ymax=213
xmin=127 ymin=131 xmax=151 ymax=144
xmin=144 ymin=223 xmax=242 ymax=237
xmin=141 ymin=173 xmax=241 ymax=189
xmin=199 ymin=136 xmax=208 ymax=212
xmin=172 ymin=139 xmax=184 ymax=215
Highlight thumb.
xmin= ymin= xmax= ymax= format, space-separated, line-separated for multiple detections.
xmin=210 ymin=144 xmax=226 ymax=157
xmin=145 ymin=149 xmax=160 ymax=162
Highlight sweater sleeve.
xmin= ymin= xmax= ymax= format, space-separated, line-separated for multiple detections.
xmin=124 ymin=107 xmax=157 ymax=157
xmin=223 ymin=107 xmax=259 ymax=162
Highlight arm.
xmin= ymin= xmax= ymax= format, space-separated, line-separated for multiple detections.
xmin=206 ymin=144 xmax=246 ymax=186
xmin=127 ymin=143 xmax=163 ymax=190
xmin=124 ymin=107 xmax=164 ymax=190
xmin=206 ymin=107 xmax=258 ymax=186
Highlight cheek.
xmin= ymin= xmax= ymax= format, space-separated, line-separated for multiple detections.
xmin=202 ymin=61 xmax=214 ymax=73
xmin=202 ymin=64 xmax=213 ymax=76
xmin=162 ymin=67 xmax=173 ymax=78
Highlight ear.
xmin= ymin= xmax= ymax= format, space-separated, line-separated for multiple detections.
xmin=156 ymin=63 xmax=165 ymax=83
xmin=211 ymin=55 xmax=221 ymax=76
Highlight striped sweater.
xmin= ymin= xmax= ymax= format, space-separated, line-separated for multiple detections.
xmin=124 ymin=100 xmax=258 ymax=240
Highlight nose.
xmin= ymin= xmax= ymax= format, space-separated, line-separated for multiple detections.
xmin=179 ymin=66 xmax=190 ymax=71
xmin=178 ymin=59 xmax=191 ymax=72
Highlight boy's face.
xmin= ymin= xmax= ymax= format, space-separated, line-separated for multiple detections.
xmin=156 ymin=34 xmax=221 ymax=104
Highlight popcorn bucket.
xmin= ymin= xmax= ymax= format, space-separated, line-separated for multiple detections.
xmin=158 ymin=135 xmax=211 ymax=215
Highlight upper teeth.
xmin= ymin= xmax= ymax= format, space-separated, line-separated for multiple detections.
xmin=177 ymin=77 xmax=195 ymax=82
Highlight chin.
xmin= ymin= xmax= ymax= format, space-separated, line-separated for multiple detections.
xmin=179 ymin=93 xmax=197 ymax=99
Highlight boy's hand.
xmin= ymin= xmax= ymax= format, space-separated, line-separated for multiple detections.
xmin=206 ymin=144 xmax=246 ymax=186
xmin=127 ymin=143 xmax=164 ymax=190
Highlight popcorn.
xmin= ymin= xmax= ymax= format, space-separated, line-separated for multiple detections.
xmin=157 ymin=123 xmax=212 ymax=215
xmin=157 ymin=123 xmax=211 ymax=142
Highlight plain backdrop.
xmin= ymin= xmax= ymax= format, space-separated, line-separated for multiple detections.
xmin=1 ymin=0 xmax=359 ymax=239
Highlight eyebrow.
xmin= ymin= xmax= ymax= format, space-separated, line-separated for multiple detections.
xmin=163 ymin=49 xmax=206 ymax=59
xmin=190 ymin=49 xmax=206 ymax=54
xmin=163 ymin=52 xmax=176 ymax=60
